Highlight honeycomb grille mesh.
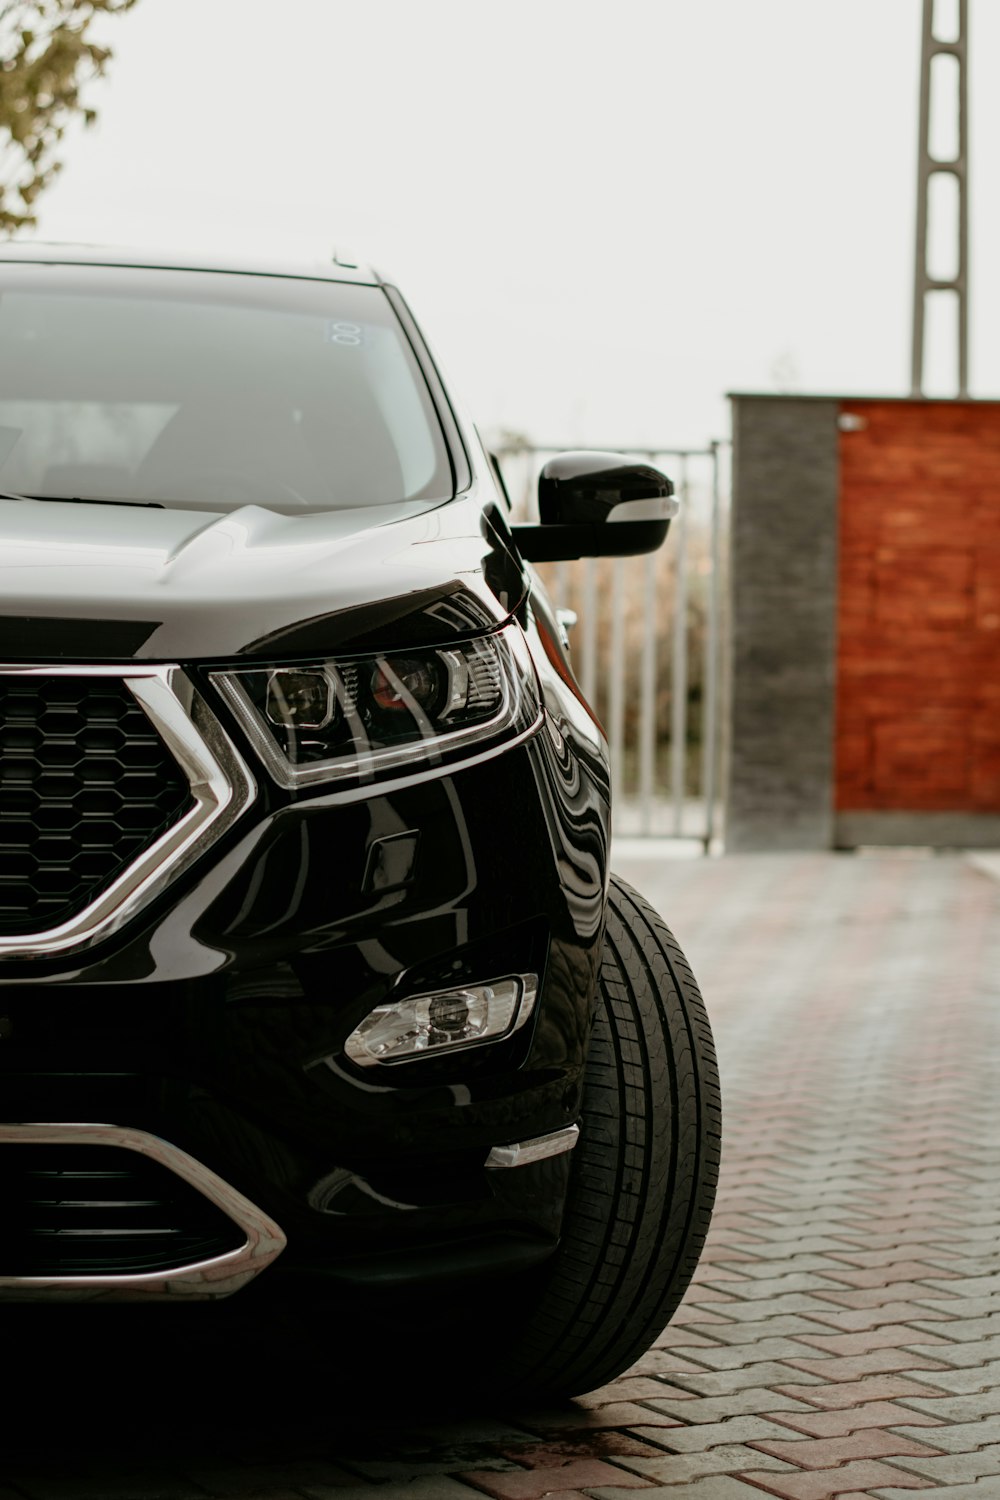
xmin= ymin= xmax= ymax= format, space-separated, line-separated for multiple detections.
xmin=0 ymin=676 xmax=194 ymax=936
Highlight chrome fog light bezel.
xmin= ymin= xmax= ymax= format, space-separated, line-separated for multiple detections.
xmin=344 ymin=973 xmax=538 ymax=1069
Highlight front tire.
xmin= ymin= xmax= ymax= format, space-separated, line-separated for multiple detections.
xmin=491 ymin=873 xmax=721 ymax=1397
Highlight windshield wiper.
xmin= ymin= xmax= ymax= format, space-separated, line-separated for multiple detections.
xmin=0 ymin=491 xmax=164 ymax=508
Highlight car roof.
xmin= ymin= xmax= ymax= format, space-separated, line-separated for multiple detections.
xmin=0 ymin=240 xmax=381 ymax=286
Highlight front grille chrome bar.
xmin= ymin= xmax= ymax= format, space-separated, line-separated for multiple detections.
xmin=0 ymin=664 xmax=255 ymax=961
xmin=0 ymin=1123 xmax=286 ymax=1300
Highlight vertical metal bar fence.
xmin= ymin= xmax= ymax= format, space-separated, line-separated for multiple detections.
xmin=492 ymin=440 xmax=728 ymax=848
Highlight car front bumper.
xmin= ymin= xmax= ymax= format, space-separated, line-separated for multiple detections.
xmin=0 ymin=725 xmax=611 ymax=1297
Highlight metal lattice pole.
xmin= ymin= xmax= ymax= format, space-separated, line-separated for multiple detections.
xmin=911 ymin=0 xmax=969 ymax=397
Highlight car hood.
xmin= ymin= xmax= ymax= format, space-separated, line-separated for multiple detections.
xmin=0 ymin=491 xmax=526 ymax=662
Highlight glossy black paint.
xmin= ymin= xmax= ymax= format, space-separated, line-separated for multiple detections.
xmin=0 ymin=723 xmax=608 ymax=1282
xmin=512 ymin=450 xmax=676 ymax=562
xmin=538 ymin=451 xmax=675 ymax=524
xmin=0 ymin=247 xmax=654 ymax=1293
xmin=0 ymin=490 xmax=527 ymax=662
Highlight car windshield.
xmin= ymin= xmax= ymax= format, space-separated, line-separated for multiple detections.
xmin=0 ymin=264 xmax=453 ymax=515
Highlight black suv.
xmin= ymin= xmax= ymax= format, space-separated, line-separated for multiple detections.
xmin=0 ymin=244 xmax=719 ymax=1396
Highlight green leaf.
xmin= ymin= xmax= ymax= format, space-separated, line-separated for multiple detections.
xmin=0 ymin=0 xmax=140 ymax=233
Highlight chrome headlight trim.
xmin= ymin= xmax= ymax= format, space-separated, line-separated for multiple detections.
xmin=211 ymin=623 xmax=540 ymax=791
xmin=0 ymin=663 xmax=255 ymax=961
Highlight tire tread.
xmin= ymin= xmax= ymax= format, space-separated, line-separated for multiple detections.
xmin=497 ymin=873 xmax=721 ymax=1395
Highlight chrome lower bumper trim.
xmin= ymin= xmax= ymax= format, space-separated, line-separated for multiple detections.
xmin=0 ymin=1123 xmax=286 ymax=1301
xmin=484 ymin=1123 xmax=580 ymax=1170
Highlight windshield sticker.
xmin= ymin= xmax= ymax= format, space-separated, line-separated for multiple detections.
xmin=326 ymin=320 xmax=364 ymax=347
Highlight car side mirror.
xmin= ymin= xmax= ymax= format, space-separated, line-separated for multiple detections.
xmin=510 ymin=451 xmax=677 ymax=562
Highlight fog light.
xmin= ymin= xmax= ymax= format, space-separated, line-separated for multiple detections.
xmin=428 ymin=993 xmax=470 ymax=1033
xmin=344 ymin=974 xmax=538 ymax=1068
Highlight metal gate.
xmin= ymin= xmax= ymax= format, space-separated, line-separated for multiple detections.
xmin=493 ymin=441 xmax=728 ymax=848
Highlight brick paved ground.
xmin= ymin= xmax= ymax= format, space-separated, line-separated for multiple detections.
xmin=4 ymin=850 xmax=1000 ymax=1499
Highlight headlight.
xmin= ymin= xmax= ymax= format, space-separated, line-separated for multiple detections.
xmin=211 ymin=624 xmax=540 ymax=789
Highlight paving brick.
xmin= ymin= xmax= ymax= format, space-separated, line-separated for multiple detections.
xmin=883 ymin=1442 xmax=1000 ymax=1481
xmin=585 ymin=1481 xmax=770 ymax=1500
xmin=925 ymin=1258 xmax=1000 ymax=1278
xmin=665 ymin=1338 xmax=823 ymax=1371
xmin=900 ymin=1361 xmax=1000 ymax=1395
xmin=458 ymin=1459 xmax=651 ymax=1497
xmin=733 ymin=1218 xmax=876 ymax=1239
xmin=668 ymin=1304 xmax=731 ymax=1326
xmin=500 ymin=1434 xmax=673 ymax=1465
xmin=503 ymin=1493 xmax=595 ymax=1500
xmin=814 ymin=1283 xmax=959 ymax=1309
xmin=710 ymin=1271 xmax=856 ymax=1295
xmin=661 ymin=1364 xmax=824 ymax=1397
xmin=823 ymin=1259 xmax=963 ymax=1284
xmin=826 ymin=1249 xmax=962 ymax=1272
xmin=650 ymin=1328 xmax=724 ymax=1349
xmin=914 ymin=1274 xmax=1000 ymax=1298
xmin=679 ymin=1284 xmax=740 ymax=1304
xmin=512 ymin=1405 xmax=684 ymax=1434
xmin=833 ymin=1228 xmax=968 ymax=1251
xmin=716 ymin=1238 xmax=867 ymax=1262
xmin=782 ymin=1351 xmax=949 ymax=1382
xmin=737 ymin=1462 xmax=934 ymax=1498
xmin=631 ymin=1355 xmax=717 ymax=1378
xmin=602 ymin=1446 xmax=795 ymax=1484
xmin=695 ymin=1294 xmax=840 ymax=1322
xmin=904 ymin=1337 xmax=1000 ymax=1368
xmin=575 ymin=1380 xmax=684 ymax=1406
xmin=872 ymin=1488 xmax=1000 ymax=1500
xmin=640 ymin=1417 xmax=793 ymax=1452
xmin=632 ymin=1390 xmax=818 ymax=1427
xmin=747 ymin=1427 xmax=943 ymax=1467
xmin=913 ymin=1297 xmax=1000 ymax=1319
xmin=891 ymin=1419 xmax=1000 ymax=1453
xmin=618 ymin=1351 xmax=710 ymax=1382
xmin=693 ymin=1316 xmax=833 ymax=1346
xmin=774 ymin=1375 xmax=953 ymax=1409
xmin=796 ymin=1324 xmax=952 ymax=1355
xmin=907 ymin=1315 xmax=1000 ymax=1342
xmin=896 ymin=1389 xmax=1000 ymax=1423
xmin=765 ymin=1401 xmax=944 ymax=1438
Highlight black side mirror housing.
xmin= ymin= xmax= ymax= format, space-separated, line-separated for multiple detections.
xmin=510 ymin=451 xmax=677 ymax=562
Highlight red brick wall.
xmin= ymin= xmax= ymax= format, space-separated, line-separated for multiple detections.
xmin=835 ymin=400 xmax=1000 ymax=813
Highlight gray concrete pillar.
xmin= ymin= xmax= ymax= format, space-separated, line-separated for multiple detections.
xmin=725 ymin=396 xmax=840 ymax=851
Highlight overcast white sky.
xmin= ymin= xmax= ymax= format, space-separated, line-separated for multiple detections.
xmin=27 ymin=0 xmax=1000 ymax=451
